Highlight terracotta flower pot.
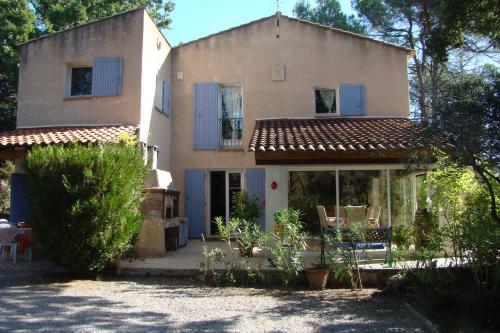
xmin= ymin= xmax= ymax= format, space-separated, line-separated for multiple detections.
xmin=304 ymin=268 xmax=330 ymax=290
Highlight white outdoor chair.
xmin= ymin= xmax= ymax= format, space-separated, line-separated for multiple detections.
xmin=0 ymin=223 xmax=18 ymax=263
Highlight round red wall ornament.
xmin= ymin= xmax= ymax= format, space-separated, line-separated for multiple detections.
xmin=271 ymin=181 xmax=278 ymax=190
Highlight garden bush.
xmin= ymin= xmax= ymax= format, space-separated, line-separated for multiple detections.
xmin=25 ymin=140 xmax=148 ymax=274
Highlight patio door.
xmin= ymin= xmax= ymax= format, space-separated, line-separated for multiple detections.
xmin=209 ymin=170 xmax=243 ymax=236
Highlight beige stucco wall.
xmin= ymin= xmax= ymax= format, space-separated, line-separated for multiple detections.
xmin=170 ymin=15 xmax=411 ymax=215
xmin=17 ymin=9 xmax=145 ymax=128
xmin=139 ymin=12 xmax=172 ymax=171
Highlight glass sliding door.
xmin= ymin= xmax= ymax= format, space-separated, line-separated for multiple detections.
xmin=288 ymin=171 xmax=337 ymax=234
xmin=338 ymin=170 xmax=388 ymax=227
xmin=209 ymin=170 xmax=242 ymax=236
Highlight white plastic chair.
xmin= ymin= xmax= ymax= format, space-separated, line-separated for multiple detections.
xmin=0 ymin=223 xmax=18 ymax=263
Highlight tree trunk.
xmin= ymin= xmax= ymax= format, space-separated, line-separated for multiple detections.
xmin=473 ymin=165 xmax=499 ymax=224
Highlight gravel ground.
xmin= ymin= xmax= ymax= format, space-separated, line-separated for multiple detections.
xmin=0 ymin=272 xmax=425 ymax=332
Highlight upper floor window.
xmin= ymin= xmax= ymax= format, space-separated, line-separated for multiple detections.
xmin=70 ymin=67 xmax=92 ymax=96
xmin=65 ymin=58 xmax=123 ymax=98
xmin=220 ymin=85 xmax=243 ymax=148
xmin=315 ymin=88 xmax=337 ymax=115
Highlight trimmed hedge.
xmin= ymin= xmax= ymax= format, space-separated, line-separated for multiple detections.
xmin=26 ymin=141 xmax=148 ymax=274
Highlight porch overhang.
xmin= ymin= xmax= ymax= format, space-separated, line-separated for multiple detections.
xmin=249 ymin=117 xmax=444 ymax=165
xmin=0 ymin=125 xmax=138 ymax=159
xmin=255 ymin=150 xmax=407 ymax=165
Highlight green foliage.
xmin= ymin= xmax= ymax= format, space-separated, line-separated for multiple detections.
xmin=31 ymin=0 xmax=175 ymax=33
xmin=232 ymin=190 xmax=261 ymax=225
xmin=353 ymin=0 xmax=499 ymax=124
xmin=199 ymin=217 xmax=268 ymax=285
xmin=392 ymin=224 xmax=413 ymax=249
xmin=428 ymin=66 xmax=499 ymax=222
xmin=293 ymin=0 xmax=366 ymax=34
xmin=325 ymin=224 xmax=367 ymax=290
xmin=25 ymin=142 xmax=148 ymax=274
xmin=271 ymin=208 xmax=308 ymax=285
xmin=392 ymin=156 xmax=500 ymax=326
xmin=0 ymin=160 xmax=14 ymax=213
xmin=0 ymin=0 xmax=36 ymax=131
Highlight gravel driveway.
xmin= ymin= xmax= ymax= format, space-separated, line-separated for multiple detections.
xmin=0 ymin=272 xmax=424 ymax=332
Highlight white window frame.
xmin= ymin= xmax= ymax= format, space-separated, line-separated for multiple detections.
xmin=218 ymin=83 xmax=244 ymax=148
xmin=65 ymin=62 xmax=93 ymax=98
xmin=314 ymin=86 xmax=339 ymax=117
xmin=206 ymin=169 xmax=244 ymax=236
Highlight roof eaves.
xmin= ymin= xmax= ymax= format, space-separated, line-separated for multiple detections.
xmin=282 ymin=15 xmax=414 ymax=55
xmin=17 ymin=6 xmax=146 ymax=47
xmin=172 ymin=14 xmax=277 ymax=49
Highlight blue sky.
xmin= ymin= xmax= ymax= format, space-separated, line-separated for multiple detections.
xmin=165 ymin=0 xmax=354 ymax=45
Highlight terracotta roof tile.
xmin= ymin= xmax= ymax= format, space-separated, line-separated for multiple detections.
xmin=249 ymin=117 xmax=437 ymax=153
xmin=0 ymin=125 xmax=137 ymax=148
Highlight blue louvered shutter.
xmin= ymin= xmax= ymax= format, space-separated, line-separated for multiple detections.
xmin=10 ymin=174 xmax=31 ymax=223
xmin=92 ymin=58 xmax=123 ymax=96
xmin=340 ymin=84 xmax=366 ymax=116
xmin=194 ymin=83 xmax=219 ymax=149
xmin=246 ymin=168 xmax=266 ymax=229
xmin=185 ymin=169 xmax=205 ymax=238
xmin=162 ymin=80 xmax=171 ymax=116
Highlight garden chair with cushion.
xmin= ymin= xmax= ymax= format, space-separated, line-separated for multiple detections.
xmin=316 ymin=206 xmax=336 ymax=232
xmin=366 ymin=206 xmax=381 ymax=228
xmin=345 ymin=206 xmax=366 ymax=225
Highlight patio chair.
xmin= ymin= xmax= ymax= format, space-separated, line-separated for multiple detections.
xmin=366 ymin=206 xmax=381 ymax=227
xmin=345 ymin=206 xmax=366 ymax=225
xmin=0 ymin=223 xmax=18 ymax=263
xmin=316 ymin=206 xmax=336 ymax=232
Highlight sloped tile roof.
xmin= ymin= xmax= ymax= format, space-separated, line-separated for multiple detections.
xmin=249 ymin=117 xmax=440 ymax=153
xmin=0 ymin=125 xmax=137 ymax=148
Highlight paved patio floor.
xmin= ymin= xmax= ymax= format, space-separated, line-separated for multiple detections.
xmin=117 ymin=239 xmax=389 ymax=276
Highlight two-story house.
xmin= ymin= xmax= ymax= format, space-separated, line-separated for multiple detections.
xmin=0 ymin=7 xmax=432 ymax=243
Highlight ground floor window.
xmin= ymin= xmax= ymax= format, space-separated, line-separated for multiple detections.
xmin=287 ymin=168 xmax=417 ymax=234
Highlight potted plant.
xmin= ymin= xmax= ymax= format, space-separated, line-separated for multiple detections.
xmin=236 ymin=219 xmax=268 ymax=257
xmin=304 ymin=265 xmax=330 ymax=290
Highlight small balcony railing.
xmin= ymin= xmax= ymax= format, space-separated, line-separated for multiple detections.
xmin=219 ymin=117 xmax=243 ymax=149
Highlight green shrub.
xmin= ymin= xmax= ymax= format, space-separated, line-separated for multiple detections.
xmin=232 ymin=190 xmax=261 ymax=224
xmin=0 ymin=160 xmax=14 ymax=213
xmin=25 ymin=141 xmax=148 ymax=274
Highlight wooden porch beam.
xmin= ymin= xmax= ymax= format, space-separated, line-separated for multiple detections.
xmin=0 ymin=150 xmax=27 ymax=160
xmin=255 ymin=150 xmax=405 ymax=165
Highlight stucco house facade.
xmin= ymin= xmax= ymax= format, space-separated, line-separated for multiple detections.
xmin=0 ymin=8 xmax=434 ymax=244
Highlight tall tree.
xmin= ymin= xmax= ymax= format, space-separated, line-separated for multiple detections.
xmin=31 ymin=0 xmax=175 ymax=32
xmin=293 ymin=0 xmax=367 ymax=35
xmin=430 ymin=65 xmax=499 ymax=223
xmin=353 ymin=0 xmax=499 ymax=125
xmin=0 ymin=0 xmax=35 ymax=132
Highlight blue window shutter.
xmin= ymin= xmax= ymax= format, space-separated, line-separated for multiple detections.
xmin=340 ymin=84 xmax=366 ymax=116
xmin=92 ymin=58 xmax=123 ymax=96
xmin=185 ymin=169 xmax=205 ymax=238
xmin=246 ymin=168 xmax=266 ymax=229
xmin=10 ymin=174 xmax=31 ymax=223
xmin=162 ymin=80 xmax=171 ymax=116
xmin=193 ymin=83 xmax=219 ymax=149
